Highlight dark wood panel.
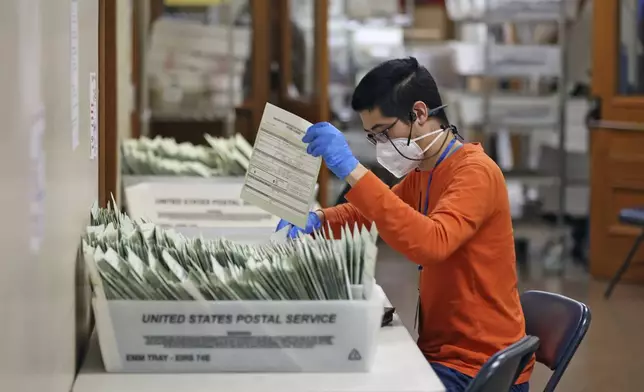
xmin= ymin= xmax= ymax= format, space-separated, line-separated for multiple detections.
xmin=98 ymin=0 xmax=118 ymax=207
xmin=248 ymin=0 xmax=272 ymax=140
xmin=130 ymin=0 xmax=140 ymax=139
xmin=593 ymin=232 xmax=644 ymax=282
xmin=235 ymin=106 xmax=254 ymax=143
xmin=607 ymin=133 xmax=644 ymax=163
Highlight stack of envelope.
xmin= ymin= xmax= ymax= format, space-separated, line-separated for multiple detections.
xmin=121 ymin=133 xmax=253 ymax=177
xmin=82 ymin=200 xmax=379 ymax=302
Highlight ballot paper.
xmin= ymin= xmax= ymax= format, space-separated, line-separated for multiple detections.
xmin=240 ymin=103 xmax=321 ymax=228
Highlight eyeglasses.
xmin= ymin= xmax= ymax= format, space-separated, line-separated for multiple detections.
xmin=366 ymin=119 xmax=399 ymax=146
xmin=365 ymin=104 xmax=450 ymax=146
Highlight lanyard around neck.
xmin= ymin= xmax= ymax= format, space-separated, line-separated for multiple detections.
xmin=420 ymin=138 xmax=459 ymax=216
xmin=416 ymin=139 xmax=460 ymax=273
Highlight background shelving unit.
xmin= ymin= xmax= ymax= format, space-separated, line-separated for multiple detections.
xmin=444 ymin=0 xmax=584 ymax=272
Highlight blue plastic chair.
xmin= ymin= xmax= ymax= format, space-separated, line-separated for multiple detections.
xmin=520 ymin=290 xmax=591 ymax=392
xmin=464 ymin=335 xmax=540 ymax=392
xmin=605 ymin=207 xmax=644 ymax=299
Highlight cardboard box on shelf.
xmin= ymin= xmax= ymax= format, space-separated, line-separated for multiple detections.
xmin=92 ymin=280 xmax=385 ymax=373
xmin=346 ymin=0 xmax=399 ymax=19
xmin=406 ymin=4 xmax=452 ymax=42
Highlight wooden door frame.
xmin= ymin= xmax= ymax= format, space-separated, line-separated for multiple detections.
xmin=277 ymin=0 xmax=330 ymax=207
xmin=592 ymin=0 xmax=644 ymax=121
xmin=589 ymin=0 xmax=644 ymax=281
xmin=98 ymin=0 xmax=119 ymax=207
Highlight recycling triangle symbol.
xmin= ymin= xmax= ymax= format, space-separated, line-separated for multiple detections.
xmin=348 ymin=349 xmax=362 ymax=361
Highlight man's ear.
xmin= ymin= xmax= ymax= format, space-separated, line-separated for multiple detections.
xmin=412 ymin=101 xmax=428 ymax=125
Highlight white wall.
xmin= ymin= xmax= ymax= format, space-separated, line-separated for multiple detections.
xmin=0 ymin=0 xmax=98 ymax=390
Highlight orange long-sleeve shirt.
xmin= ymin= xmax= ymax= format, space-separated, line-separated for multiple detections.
xmin=322 ymin=143 xmax=533 ymax=384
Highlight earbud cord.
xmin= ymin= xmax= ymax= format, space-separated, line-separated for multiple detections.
xmin=392 ymin=124 xmax=452 ymax=162
xmin=406 ymin=113 xmax=415 ymax=146
xmin=401 ymin=103 xmax=454 ymax=159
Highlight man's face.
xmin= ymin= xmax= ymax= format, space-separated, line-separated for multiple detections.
xmin=359 ymin=107 xmax=412 ymax=145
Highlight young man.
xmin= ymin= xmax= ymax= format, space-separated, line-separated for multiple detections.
xmin=277 ymin=57 xmax=532 ymax=391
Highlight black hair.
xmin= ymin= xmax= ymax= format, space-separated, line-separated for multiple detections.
xmin=351 ymin=57 xmax=448 ymax=125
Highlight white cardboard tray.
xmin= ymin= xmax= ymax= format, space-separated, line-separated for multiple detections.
xmin=123 ymin=180 xmax=278 ymax=229
xmin=121 ymin=176 xmax=320 ymax=244
xmin=93 ymin=282 xmax=385 ymax=373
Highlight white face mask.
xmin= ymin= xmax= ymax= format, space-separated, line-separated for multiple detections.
xmin=376 ymin=128 xmax=446 ymax=178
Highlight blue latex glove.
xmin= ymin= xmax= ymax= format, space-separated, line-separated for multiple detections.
xmin=302 ymin=122 xmax=359 ymax=180
xmin=275 ymin=211 xmax=322 ymax=239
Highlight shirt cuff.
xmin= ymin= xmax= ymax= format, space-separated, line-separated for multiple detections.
xmin=344 ymin=171 xmax=390 ymax=221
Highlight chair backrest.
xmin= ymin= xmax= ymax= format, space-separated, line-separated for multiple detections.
xmin=520 ymin=290 xmax=591 ymax=392
xmin=465 ymin=335 xmax=540 ymax=392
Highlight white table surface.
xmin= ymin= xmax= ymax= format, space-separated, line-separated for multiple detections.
xmin=73 ymin=293 xmax=445 ymax=392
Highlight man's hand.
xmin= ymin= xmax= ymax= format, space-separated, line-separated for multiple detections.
xmin=302 ymin=122 xmax=359 ymax=180
xmin=275 ymin=211 xmax=323 ymax=239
